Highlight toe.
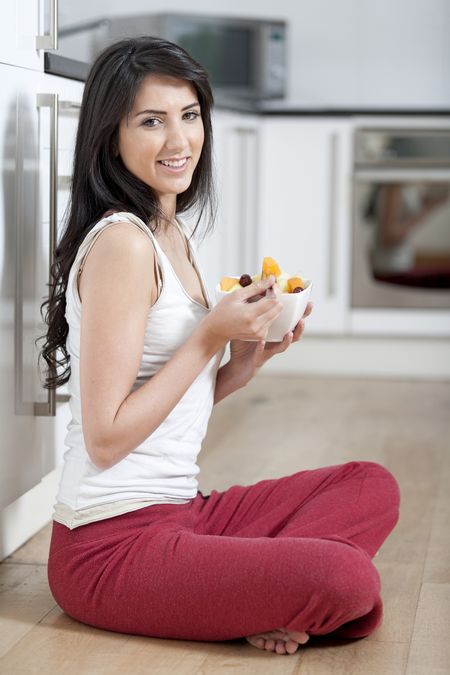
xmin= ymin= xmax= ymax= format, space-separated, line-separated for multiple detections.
xmin=285 ymin=629 xmax=309 ymax=644
xmin=265 ymin=639 xmax=276 ymax=651
xmin=285 ymin=640 xmax=300 ymax=655
xmin=275 ymin=640 xmax=287 ymax=654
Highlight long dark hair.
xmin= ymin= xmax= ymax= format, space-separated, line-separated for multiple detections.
xmin=37 ymin=36 xmax=216 ymax=391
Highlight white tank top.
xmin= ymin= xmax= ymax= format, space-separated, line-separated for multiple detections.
xmin=53 ymin=212 xmax=224 ymax=529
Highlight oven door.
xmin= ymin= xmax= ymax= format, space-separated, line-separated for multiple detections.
xmin=352 ymin=161 xmax=450 ymax=311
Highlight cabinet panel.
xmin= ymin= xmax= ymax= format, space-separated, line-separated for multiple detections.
xmin=196 ymin=111 xmax=260 ymax=296
xmin=0 ymin=65 xmax=83 ymax=509
xmin=0 ymin=65 xmax=52 ymax=509
xmin=258 ymin=118 xmax=352 ymax=334
xmin=0 ymin=0 xmax=45 ymax=71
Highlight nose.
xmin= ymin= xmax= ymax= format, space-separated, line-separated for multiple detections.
xmin=164 ymin=119 xmax=187 ymax=154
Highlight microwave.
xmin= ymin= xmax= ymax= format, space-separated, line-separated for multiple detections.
xmin=52 ymin=13 xmax=287 ymax=102
xmin=153 ymin=14 xmax=287 ymax=101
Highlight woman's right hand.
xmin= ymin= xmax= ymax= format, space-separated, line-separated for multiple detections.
xmin=202 ymin=276 xmax=283 ymax=344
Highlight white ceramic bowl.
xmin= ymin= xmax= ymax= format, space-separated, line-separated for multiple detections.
xmin=215 ymin=279 xmax=312 ymax=342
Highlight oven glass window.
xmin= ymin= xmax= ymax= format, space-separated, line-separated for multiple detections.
xmin=364 ymin=182 xmax=450 ymax=289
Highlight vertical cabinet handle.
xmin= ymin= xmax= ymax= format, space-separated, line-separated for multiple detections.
xmin=234 ymin=127 xmax=259 ymax=275
xmin=34 ymin=93 xmax=59 ymax=416
xmin=327 ymin=132 xmax=338 ymax=297
xmin=36 ymin=0 xmax=59 ymax=50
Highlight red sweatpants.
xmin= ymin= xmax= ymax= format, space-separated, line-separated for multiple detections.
xmin=48 ymin=461 xmax=400 ymax=642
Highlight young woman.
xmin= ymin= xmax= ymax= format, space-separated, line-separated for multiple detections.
xmin=41 ymin=37 xmax=400 ymax=656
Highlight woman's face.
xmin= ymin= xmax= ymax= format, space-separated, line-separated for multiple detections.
xmin=118 ymin=74 xmax=205 ymax=214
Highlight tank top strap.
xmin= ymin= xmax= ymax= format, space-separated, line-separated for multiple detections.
xmin=75 ymin=211 xmax=163 ymax=297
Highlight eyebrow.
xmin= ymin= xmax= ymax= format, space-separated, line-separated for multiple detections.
xmin=134 ymin=101 xmax=200 ymax=117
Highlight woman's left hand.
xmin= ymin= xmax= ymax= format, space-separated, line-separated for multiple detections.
xmin=228 ymin=301 xmax=313 ymax=385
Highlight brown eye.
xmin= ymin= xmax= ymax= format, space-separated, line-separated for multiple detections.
xmin=143 ymin=118 xmax=161 ymax=127
xmin=183 ymin=111 xmax=200 ymax=121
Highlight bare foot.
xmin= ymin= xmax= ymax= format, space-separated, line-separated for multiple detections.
xmin=246 ymin=627 xmax=309 ymax=655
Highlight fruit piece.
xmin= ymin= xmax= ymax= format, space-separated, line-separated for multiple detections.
xmin=239 ymin=274 xmax=252 ymax=287
xmin=261 ymin=256 xmax=281 ymax=279
xmin=251 ymin=274 xmax=261 ymax=282
xmin=287 ymin=276 xmax=305 ymax=293
xmin=292 ymin=286 xmax=303 ymax=293
xmin=276 ymin=275 xmax=289 ymax=292
xmin=220 ymin=276 xmax=239 ymax=292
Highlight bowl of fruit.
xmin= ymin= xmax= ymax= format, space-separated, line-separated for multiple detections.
xmin=216 ymin=257 xmax=312 ymax=342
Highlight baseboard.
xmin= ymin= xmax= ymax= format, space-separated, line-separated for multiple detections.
xmin=0 ymin=465 xmax=62 ymax=561
xmin=263 ymin=335 xmax=450 ymax=379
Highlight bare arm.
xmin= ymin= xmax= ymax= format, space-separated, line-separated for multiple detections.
xmin=79 ymin=224 xmax=281 ymax=470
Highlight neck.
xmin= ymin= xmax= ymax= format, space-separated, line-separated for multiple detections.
xmin=159 ymin=194 xmax=177 ymax=223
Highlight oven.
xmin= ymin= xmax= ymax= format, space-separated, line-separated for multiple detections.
xmin=352 ymin=128 xmax=450 ymax=325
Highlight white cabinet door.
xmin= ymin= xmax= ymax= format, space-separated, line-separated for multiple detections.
xmin=0 ymin=64 xmax=83 ymax=508
xmin=0 ymin=0 xmax=48 ymax=71
xmin=258 ymin=118 xmax=353 ymax=334
xmin=196 ymin=110 xmax=260 ymax=297
xmin=0 ymin=64 xmax=52 ymax=509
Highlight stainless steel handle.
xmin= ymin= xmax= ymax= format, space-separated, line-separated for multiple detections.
xmin=36 ymin=0 xmax=59 ymax=50
xmin=354 ymin=168 xmax=450 ymax=183
xmin=234 ymin=127 xmax=259 ymax=275
xmin=35 ymin=93 xmax=59 ymax=417
xmin=59 ymin=100 xmax=81 ymax=111
xmin=327 ymin=132 xmax=338 ymax=297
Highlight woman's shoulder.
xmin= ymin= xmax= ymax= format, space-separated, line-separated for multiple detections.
xmin=77 ymin=216 xmax=156 ymax=303
xmin=90 ymin=210 xmax=154 ymax=245
xmin=77 ymin=211 xmax=155 ymax=276
xmin=91 ymin=217 xmax=155 ymax=256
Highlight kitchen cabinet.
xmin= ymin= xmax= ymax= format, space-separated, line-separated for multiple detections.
xmin=256 ymin=118 xmax=353 ymax=334
xmin=0 ymin=0 xmax=47 ymax=71
xmin=196 ymin=110 xmax=261 ymax=296
xmin=205 ymin=114 xmax=353 ymax=334
xmin=0 ymin=62 xmax=83 ymax=510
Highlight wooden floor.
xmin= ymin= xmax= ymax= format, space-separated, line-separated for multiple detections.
xmin=1 ymin=375 xmax=449 ymax=675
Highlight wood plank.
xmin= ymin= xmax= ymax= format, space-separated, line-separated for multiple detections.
xmin=0 ymin=606 xmax=133 ymax=675
xmin=367 ymin=562 xmax=423 ymax=644
xmin=406 ymin=583 xmax=450 ymax=675
xmin=375 ymin=485 xmax=436 ymax=565
xmin=0 ymin=564 xmax=56 ymax=658
xmin=296 ymin=640 xmax=409 ymax=675
xmin=197 ymin=641 xmax=300 ymax=674
xmin=3 ymin=522 xmax=52 ymax=566
xmin=423 ymin=439 xmax=450 ymax=584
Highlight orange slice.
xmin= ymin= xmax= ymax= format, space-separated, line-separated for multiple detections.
xmin=220 ymin=276 xmax=239 ymax=291
xmin=261 ymin=257 xmax=281 ymax=279
xmin=287 ymin=277 xmax=305 ymax=293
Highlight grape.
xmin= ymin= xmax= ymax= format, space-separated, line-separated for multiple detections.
xmin=239 ymin=274 xmax=252 ymax=287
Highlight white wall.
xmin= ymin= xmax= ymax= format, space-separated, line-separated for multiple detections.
xmin=60 ymin=0 xmax=450 ymax=107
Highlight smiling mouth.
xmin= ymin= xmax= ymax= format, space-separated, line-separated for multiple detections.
xmin=158 ymin=157 xmax=189 ymax=169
